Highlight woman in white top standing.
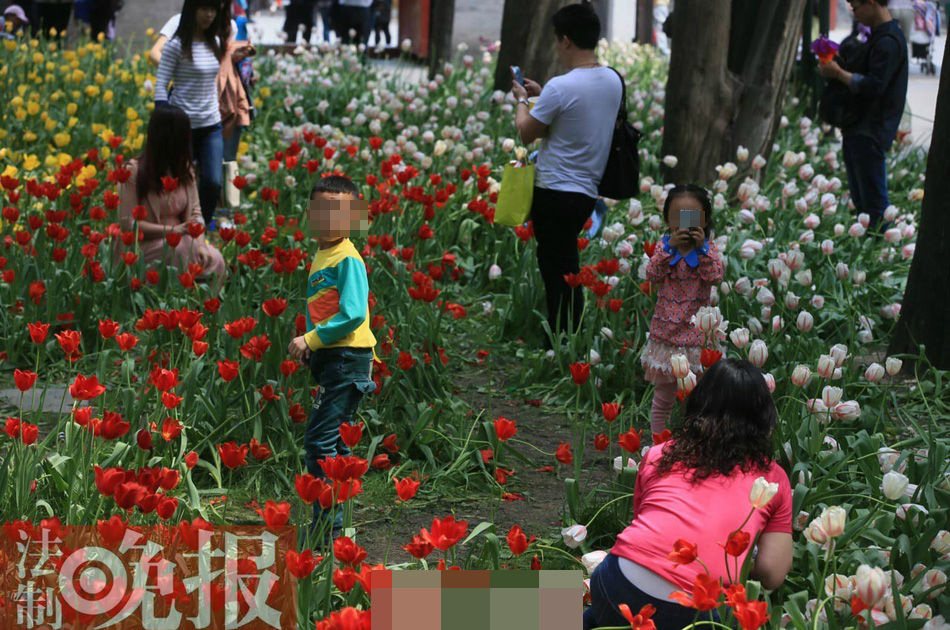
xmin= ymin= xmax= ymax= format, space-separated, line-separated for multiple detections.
xmin=154 ymin=0 xmax=231 ymax=225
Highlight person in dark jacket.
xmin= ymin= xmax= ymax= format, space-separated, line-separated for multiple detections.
xmin=371 ymin=0 xmax=390 ymax=46
xmin=819 ymin=0 xmax=908 ymax=229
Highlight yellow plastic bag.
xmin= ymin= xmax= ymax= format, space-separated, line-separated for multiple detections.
xmin=494 ymin=162 xmax=535 ymax=227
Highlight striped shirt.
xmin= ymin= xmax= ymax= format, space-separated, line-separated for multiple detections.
xmin=154 ymin=36 xmax=221 ymax=129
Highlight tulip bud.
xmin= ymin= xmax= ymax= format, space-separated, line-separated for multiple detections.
xmin=749 ymin=476 xmax=779 ymax=509
xmin=865 ymin=363 xmax=885 ymax=383
xmin=488 ymin=264 xmax=502 ymax=280
xmin=795 ymin=269 xmax=812 ymax=287
xmin=670 ymin=354 xmax=690 ymax=379
xmin=836 ymin=262 xmax=850 ymax=281
xmin=662 ymin=155 xmax=678 ymax=168
xmin=852 ymin=269 xmax=867 ymax=285
xmin=804 ymin=519 xmax=830 ymax=545
xmin=849 ymin=223 xmax=867 ymax=238
xmin=881 ymin=470 xmax=909 ymax=500
xmin=730 ymin=328 xmax=750 ymax=349
xmin=600 ymin=327 xmax=614 ymax=341
xmin=885 ymin=357 xmax=902 ymax=376
xmin=819 ymin=505 xmax=847 ymax=537
xmin=811 ymin=294 xmax=825 ymax=310
xmin=613 ymin=456 xmax=638 ymax=473
xmin=858 ymin=213 xmax=871 ymax=228
xmin=792 ymin=364 xmax=811 ymax=387
xmin=736 ymin=145 xmax=749 ymax=162
xmin=748 ymin=339 xmax=768 ymax=368
xmin=821 ymin=239 xmax=835 ymax=255
xmin=833 ymin=400 xmax=861 ymax=420
xmin=752 ymin=154 xmax=767 ymax=169
xmin=931 ymin=530 xmax=950 ymax=555
xmin=763 ymin=372 xmax=776 ymax=392
xmin=854 ymin=565 xmax=888 ymax=609
xmin=747 ymin=317 xmax=764 ymax=336
xmin=561 ymin=524 xmax=587 ymax=549
xmin=756 ymin=286 xmax=775 ymax=306
xmin=816 ymin=354 xmax=835 ymax=379
xmin=829 ymin=344 xmax=848 ymax=367
xmin=136 ymin=429 xmax=152 ymax=450
xmin=580 ymin=550 xmax=608 ymax=575
xmin=821 ymin=385 xmax=843 ymax=408
xmin=796 ymin=311 xmax=814 ymax=332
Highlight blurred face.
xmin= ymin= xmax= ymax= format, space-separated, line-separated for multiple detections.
xmin=667 ymin=195 xmax=707 ymax=234
xmin=196 ymin=6 xmax=217 ymax=31
xmin=308 ymin=193 xmax=369 ymax=245
xmin=848 ymin=0 xmax=871 ymax=26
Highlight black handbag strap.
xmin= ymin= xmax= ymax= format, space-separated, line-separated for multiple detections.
xmin=606 ymin=66 xmax=628 ymax=124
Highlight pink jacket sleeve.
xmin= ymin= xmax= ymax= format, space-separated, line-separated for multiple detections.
xmin=645 ymin=249 xmax=672 ymax=283
xmin=698 ymin=245 xmax=724 ymax=285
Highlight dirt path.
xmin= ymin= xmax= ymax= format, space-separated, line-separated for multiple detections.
xmin=351 ymin=355 xmax=613 ymax=566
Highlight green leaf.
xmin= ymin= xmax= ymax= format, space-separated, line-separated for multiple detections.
xmin=461 ymin=521 xmax=494 ymax=546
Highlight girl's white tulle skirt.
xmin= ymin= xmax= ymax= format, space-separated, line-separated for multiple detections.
xmin=639 ymin=336 xmax=721 ymax=384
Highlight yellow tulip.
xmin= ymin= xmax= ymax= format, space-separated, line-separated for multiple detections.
xmin=101 ymin=147 xmax=111 ymax=160
xmin=44 ymin=155 xmax=58 ymax=168
xmin=0 ymin=129 xmax=7 ymax=141
xmin=3 ymin=40 xmax=16 ymax=52
xmin=15 ymin=108 xmax=26 ymax=121
xmin=146 ymin=28 xmax=155 ymax=37
xmin=1 ymin=165 xmax=18 ymax=178
xmin=68 ymin=117 xmax=78 ymax=129
xmin=125 ymin=107 xmax=138 ymax=121
xmin=71 ymin=90 xmax=80 ymax=100
xmin=44 ymin=119 xmax=57 ymax=132
xmin=103 ymin=89 xmax=114 ymax=103
xmin=23 ymin=131 xmax=37 ymax=143
xmin=53 ymin=133 xmax=70 ymax=148
xmin=57 ymin=154 xmax=72 ymax=166
xmin=22 ymin=155 xmax=39 ymax=170
xmin=259 ymin=86 xmax=271 ymax=98
xmin=32 ymin=52 xmax=43 ymax=64
xmin=238 ymin=141 xmax=249 ymax=157
xmin=26 ymin=101 xmax=39 ymax=115
xmin=95 ymin=72 xmax=105 ymax=85
xmin=84 ymin=85 xmax=99 ymax=97
xmin=66 ymin=103 xmax=77 ymax=116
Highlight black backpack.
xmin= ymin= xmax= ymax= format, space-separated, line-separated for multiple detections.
xmin=818 ymin=30 xmax=903 ymax=129
xmin=598 ymin=67 xmax=643 ymax=200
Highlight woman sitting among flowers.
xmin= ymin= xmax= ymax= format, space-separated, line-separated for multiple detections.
xmin=116 ymin=104 xmax=227 ymax=288
xmin=584 ymin=358 xmax=793 ymax=630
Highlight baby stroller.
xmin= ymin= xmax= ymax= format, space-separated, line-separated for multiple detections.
xmin=910 ymin=0 xmax=940 ymax=75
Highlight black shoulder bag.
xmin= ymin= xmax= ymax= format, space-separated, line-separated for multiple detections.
xmin=598 ymin=67 xmax=643 ymax=200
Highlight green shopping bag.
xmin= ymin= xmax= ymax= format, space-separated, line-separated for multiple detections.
xmin=494 ymin=163 xmax=535 ymax=227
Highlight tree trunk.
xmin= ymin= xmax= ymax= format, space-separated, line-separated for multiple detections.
xmin=636 ymin=0 xmax=654 ymax=44
xmin=428 ymin=0 xmax=456 ymax=80
xmin=660 ymin=0 xmax=807 ymax=184
xmin=887 ymin=40 xmax=950 ymax=369
xmin=494 ymin=0 xmax=574 ymax=90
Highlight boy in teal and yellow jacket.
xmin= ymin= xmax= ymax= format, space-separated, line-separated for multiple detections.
xmin=288 ymin=175 xmax=376 ymax=544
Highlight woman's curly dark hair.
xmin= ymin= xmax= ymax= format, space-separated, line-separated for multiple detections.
xmin=654 ymin=358 xmax=777 ymax=482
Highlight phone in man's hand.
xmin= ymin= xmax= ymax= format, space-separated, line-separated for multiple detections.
xmin=511 ymin=66 xmax=524 ymax=87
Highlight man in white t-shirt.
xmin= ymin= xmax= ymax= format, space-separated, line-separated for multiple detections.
xmin=512 ymin=1 xmax=622 ymax=345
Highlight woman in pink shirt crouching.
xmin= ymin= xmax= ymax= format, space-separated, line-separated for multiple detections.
xmin=584 ymin=358 xmax=794 ymax=630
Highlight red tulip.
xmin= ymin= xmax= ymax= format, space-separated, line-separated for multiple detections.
xmin=218 ymin=442 xmax=249 ymax=469
xmin=69 ymin=374 xmax=106 ymax=400
xmin=402 ymin=534 xmax=434 ymax=559
xmin=318 ymin=455 xmax=368 ymax=482
xmin=555 ymin=442 xmax=573 ymax=465
xmin=177 ymin=517 xmax=213 ymax=551
xmin=601 ymin=402 xmax=621 ymax=423
xmin=249 ymin=438 xmax=272 ymax=461
xmin=333 ymin=536 xmax=367 ymax=566
xmin=618 ymin=428 xmax=642 ymax=454
xmin=185 ymin=451 xmax=198 ymax=469
xmin=156 ymin=496 xmax=179 ymax=520
xmin=420 ymin=516 xmax=468 ymax=551
xmin=719 ymin=530 xmax=751 ymax=557
xmin=136 ymin=429 xmax=152 ymax=451
xmin=113 ymin=482 xmax=146 ymax=510
xmin=14 ymin=369 xmax=38 ymax=392
xmin=5 ymin=417 xmax=21 ymax=439
xmin=619 ymin=603 xmax=657 ymax=630
xmin=382 ymin=434 xmax=399 ymax=453
xmin=261 ymin=297 xmax=287 ymax=317
xmin=256 ymin=500 xmax=290 ymax=529
xmin=371 ymin=454 xmax=392 ymax=469
xmin=160 ymin=176 xmax=179 ymax=192
xmin=161 ymin=417 xmax=182 ymax=441
xmin=286 ymin=549 xmax=321 ymax=579
xmin=161 ymin=392 xmax=183 ymax=409
xmin=494 ymin=416 xmax=517 ymax=441
xmin=56 ymin=330 xmax=82 ymax=361
xmin=594 ymin=433 xmax=609 ymax=451
xmin=96 ymin=514 xmax=128 ymax=547
xmin=732 ymin=600 xmax=770 ymax=630
xmin=569 ymin=362 xmax=590 ymax=385
xmin=149 ymin=367 xmax=180 ymax=392
xmin=670 ymin=573 xmax=723 ymax=611
xmin=668 ymin=539 xmax=698 ymax=566
xmin=115 ymin=332 xmax=138 ymax=351
xmin=28 ymin=321 xmax=49 ymax=344
xmin=339 ymin=422 xmax=363 ymax=447
xmin=295 ymin=474 xmax=326 ymax=505
xmin=98 ymin=319 xmax=120 ymax=339
xmin=217 ymin=359 xmax=240 ymax=382
xmin=94 ymin=466 xmax=125 ymax=496
xmin=506 ymin=524 xmax=528 ymax=556
xmin=21 ymin=423 xmax=38 ymax=445
xmin=394 ymin=476 xmax=420 ymax=502
xmin=653 ymin=429 xmax=672 ymax=445
xmin=531 ymin=555 xmax=541 ymax=570
xmin=700 ymin=348 xmax=723 ymax=369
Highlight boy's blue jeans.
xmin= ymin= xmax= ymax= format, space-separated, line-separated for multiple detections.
xmin=842 ymin=133 xmax=888 ymax=227
xmin=304 ymin=346 xmax=376 ymax=537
